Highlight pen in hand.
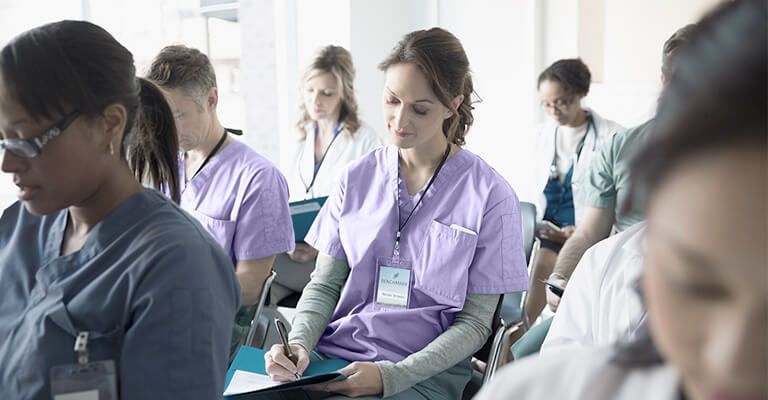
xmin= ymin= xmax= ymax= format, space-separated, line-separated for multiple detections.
xmin=274 ymin=318 xmax=301 ymax=380
xmin=539 ymin=278 xmax=565 ymax=297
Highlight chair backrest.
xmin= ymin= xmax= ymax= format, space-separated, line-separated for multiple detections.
xmin=473 ymin=295 xmax=504 ymax=363
xmin=244 ymin=269 xmax=278 ymax=347
xmin=519 ymin=202 xmax=537 ymax=264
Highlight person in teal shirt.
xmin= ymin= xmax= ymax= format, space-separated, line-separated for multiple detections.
xmin=0 ymin=20 xmax=239 ymax=399
xmin=513 ymin=24 xmax=698 ymax=360
xmin=545 ymin=24 xmax=697 ymax=313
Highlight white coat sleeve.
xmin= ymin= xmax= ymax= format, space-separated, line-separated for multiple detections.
xmin=540 ymin=244 xmax=600 ymax=353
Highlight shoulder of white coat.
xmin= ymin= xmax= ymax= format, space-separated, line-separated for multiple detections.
xmin=574 ymin=222 xmax=647 ymax=286
xmin=589 ymin=109 xmax=625 ymax=137
xmin=350 ymin=121 xmax=378 ymax=139
xmin=349 ymin=121 xmax=385 ymax=151
xmin=476 ymin=347 xmax=617 ymax=399
xmin=341 ymin=144 xmax=390 ymax=178
xmin=534 ymin=120 xmax=556 ymax=145
xmin=584 ymin=221 xmax=646 ymax=259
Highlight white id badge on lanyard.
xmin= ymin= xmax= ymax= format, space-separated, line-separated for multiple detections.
xmin=375 ymin=257 xmax=412 ymax=308
xmin=50 ymin=332 xmax=118 ymax=400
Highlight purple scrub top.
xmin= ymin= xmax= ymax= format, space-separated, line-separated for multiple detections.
xmin=178 ymin=139 xmax=295 ymax=263
xmin=305 ymin=145 xmax=528 ymax=363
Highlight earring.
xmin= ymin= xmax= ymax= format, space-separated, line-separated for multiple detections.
xmin=109 ymin=142 xmax=115 ymax=156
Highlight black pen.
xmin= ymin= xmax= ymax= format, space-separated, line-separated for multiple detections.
xmin=274 ymin=318 xmax=300 ymax=380
xmin=539 ymin=279 xmax=565 ymax=298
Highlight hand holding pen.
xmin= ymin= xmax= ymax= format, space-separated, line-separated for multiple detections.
xmin=265 ymin=318 xmax=310 ymax=382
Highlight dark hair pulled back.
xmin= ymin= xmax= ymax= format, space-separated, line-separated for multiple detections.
xmin=0 ymin=20 xmax=180 ymax=202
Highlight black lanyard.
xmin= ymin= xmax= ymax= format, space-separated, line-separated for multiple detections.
xmin=301 ymin=123 xmax=344 ymax=195
xmin=394 ymin=142 xmax=451 ymax=256
xmin=550 ymin=114 xmax=594 ymax=179
xmin=188 ymin=129 xmax=227 ymax=182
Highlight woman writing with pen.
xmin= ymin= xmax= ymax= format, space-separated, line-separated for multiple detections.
xmin=263 ymin=27 xmax=528 ymax=400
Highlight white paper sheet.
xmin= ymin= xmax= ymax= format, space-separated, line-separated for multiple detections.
xmin=54 ymin=390 xmax=99 ymax=400
xmin=223 ymin=370 xmax=284 ymax=395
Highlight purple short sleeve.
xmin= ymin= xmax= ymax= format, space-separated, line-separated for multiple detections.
xmin=467 ymin=196 xmax=529 ymax=294
xmin=233 ymin=167 xmax=295 ymax=260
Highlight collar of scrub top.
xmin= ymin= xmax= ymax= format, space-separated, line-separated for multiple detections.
xmin=393 ymin=141 xmax=452 ymax=258
xmin=549 ymin=112 xmax=595 ymax=180
xmin=299 ymin=121 xmax=344 ymax=196
xmin=186 ymin=127 xmax=241 ymax=182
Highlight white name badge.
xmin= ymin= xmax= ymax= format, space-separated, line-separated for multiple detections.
xmin=376 ymin=263 xmax=412 ymax=308
xmin=51 ymin=360 xmax=118 ymax=400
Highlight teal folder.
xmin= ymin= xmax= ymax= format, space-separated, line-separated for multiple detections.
xmin=290 ymin=196 xmax=328 ymax=242
xmin=224 ymin=346 xmax=348 ymax=397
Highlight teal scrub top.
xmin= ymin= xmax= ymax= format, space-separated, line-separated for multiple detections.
xmin=576 ymin=119 xmax=653 ymax=232
xmin=0 ymin=189 xmax=240 ymax=400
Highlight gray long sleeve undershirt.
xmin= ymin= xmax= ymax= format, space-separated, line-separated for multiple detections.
xmin=288 ymin=254 xmax=499 ymax=398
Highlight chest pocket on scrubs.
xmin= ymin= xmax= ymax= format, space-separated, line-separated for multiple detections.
xmin=414 ymin=220 xmax=478 ymax=308
xmin=18 ymin=287 xmax=121 ymax=392
xmin=190 ymin=210 xmax=237 ymax=257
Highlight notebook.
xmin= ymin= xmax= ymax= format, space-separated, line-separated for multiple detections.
xmin=223 ymin=346 xmax=348 ymax=397
xmin=290 ymin=196 xmax=328 ymax=242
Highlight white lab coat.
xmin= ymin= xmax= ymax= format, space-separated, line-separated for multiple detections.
xmin=288 ymin=122 xmax=384 ymax=201
xmin=475 ymin=346 xmax=681 ymax=400
xmin=531 ymin=108 xmax=624 ymax=224
xmin=541 ymin=223 xmax=646 ymax=353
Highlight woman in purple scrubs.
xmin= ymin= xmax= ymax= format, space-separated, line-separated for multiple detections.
xmin=265 ymin=28 xmax=529 ymax=399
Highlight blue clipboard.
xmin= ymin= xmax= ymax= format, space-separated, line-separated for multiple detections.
xmin=224 ymin=346 xmax=348 ymax=397
xmin=290 ymin=196 xmax=328 ymax=242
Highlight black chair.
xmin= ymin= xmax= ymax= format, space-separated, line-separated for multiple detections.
xmin=229 ymin=270 xmax=278 ymax=360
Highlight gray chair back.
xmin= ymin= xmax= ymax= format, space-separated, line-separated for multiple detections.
xmin=244 ymin=270 xmax=278 ymax=347
xmin=519 ymin=202 xmax=537 ymax=264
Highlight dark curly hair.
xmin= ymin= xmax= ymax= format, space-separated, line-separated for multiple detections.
xmin=1 ymin=20 xmax=180 ymax=202
xmin=537 ymin=59 xmax=591 ymax=97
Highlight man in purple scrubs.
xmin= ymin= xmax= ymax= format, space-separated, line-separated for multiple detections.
xmin=147 ymin=45 xmax=294 ymax=353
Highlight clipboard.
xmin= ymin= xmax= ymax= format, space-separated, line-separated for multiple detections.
xmin=290 ymin=196 xmax=328 ymax=242
xmin=223 ymin=346 xmax=348 ymax=397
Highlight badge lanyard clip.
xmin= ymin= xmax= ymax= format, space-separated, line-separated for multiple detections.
xmin=393 ymin=231 xmax=402 ymax=259
xmin=51 ymin=330 xmax=119 ymax=399
xmin=74 ymin=331 xmax=89 ymax=366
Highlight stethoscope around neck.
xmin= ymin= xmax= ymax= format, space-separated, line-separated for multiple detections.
xmin=549 ymin=112 xmax=595 ymax=180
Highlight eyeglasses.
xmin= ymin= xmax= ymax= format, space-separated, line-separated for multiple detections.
xmin=0 ymin=110 xmax=80 ymax=159
xmin=540 ymin=96 xmax=575 ymax=112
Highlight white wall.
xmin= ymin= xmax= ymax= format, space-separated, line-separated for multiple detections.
xmin=239 ymin=0 xmax=278 ymax=158
xmin=0 ymin=0 xmax=728 ymax=211
xmin=588 ymin=0 xmax=721 ymax=127
xmin=296 ymin=0 xmax=351 ymax=67
xmin=349 ymin=0 xmax=437 ymax=135
xmin=0 ymin=0 xmax=82 ymax=47
xmin=439 ymin=0 xmax=539 ymax=201
xmin=270 ymin=0 xmax=437 ymax=173
xmin=274 ymin=0 xmax=353 ymax=172
xmin=0 ymin=0 xmax=83 ymax=208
